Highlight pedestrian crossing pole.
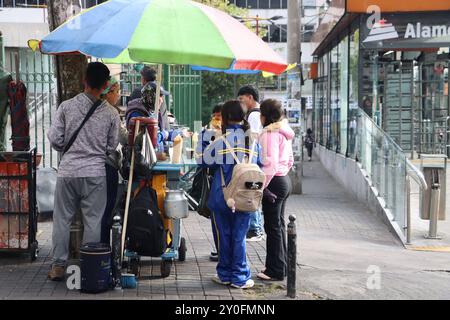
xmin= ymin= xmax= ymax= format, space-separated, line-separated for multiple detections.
xmin=287 ymin=214 xmax=297 ymax=298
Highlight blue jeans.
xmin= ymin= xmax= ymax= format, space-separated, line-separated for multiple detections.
xmin=248 ymin=210 xmax=263 ymax=234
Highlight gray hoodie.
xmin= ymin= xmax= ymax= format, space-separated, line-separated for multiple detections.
xmin=48 ymin=93 xmax=120 ymax=178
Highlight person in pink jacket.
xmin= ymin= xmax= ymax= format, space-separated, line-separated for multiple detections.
xmin=257 ymin=99 xmax=294 ymax=281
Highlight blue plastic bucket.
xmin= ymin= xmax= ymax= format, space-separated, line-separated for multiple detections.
xmin=80 ymin=243 xmax=111 ymax=293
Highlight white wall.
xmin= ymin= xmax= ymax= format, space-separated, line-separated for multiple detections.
xmin=0 ymin=8 xmax=49 ymax=47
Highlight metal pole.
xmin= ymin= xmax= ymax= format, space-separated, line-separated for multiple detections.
xmin=287 ymin=215 xmax=297 ymax=299
xmin=111 ymin=215 xmax=122 ymax=289
xmin=427 ymin=169 xmax=441 ymax=239
xmin=406 ymin=176 xmax=411 ymax=245
xmin=256 ymin=15 xmax=259 ymax=36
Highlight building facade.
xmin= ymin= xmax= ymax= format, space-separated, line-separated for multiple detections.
xmin=310 ymin=0 xmax=450 ymax=158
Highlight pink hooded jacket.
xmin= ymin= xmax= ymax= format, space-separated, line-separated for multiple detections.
xmin=259 ymin=119 xmax=295 ymax=188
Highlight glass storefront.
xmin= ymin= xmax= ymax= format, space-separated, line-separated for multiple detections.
xmin=348 ymin=28 xmax=359 ymax=158
xmin=330 ymin=43 xmax=340 ymax=152
xmin=312 ymin=13 xmax=450 ymax=158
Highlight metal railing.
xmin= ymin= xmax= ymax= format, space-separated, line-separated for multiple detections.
xmin=349 ymin=108 xmax=410 ymax=239
xmin=405 ymin=159 xmax=428 ymax=244
xmin=3 ymin=48 xmax=58 ymax=168
xmin=446 ymin=116 xmax=450 ymax=157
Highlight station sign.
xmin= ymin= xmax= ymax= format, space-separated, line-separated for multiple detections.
xmin=361 ymin=12 xmax=450 ymax=49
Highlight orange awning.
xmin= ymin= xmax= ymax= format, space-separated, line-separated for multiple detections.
xmin=347 ymin=0 xmax=450 ymax=13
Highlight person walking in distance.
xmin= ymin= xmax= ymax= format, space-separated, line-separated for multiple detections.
xmin=47 ymin=62 xmax=120 ymax=281
xmin=237 ymin=85 xmax=264 ymax=242
xmin=304 ymin=128 xmax=315 ymax=162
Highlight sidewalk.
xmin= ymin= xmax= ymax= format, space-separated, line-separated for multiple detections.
xmin=296 ymin=154 xmax=450 ymax=300
xmin=1 ymin=154 xmax=450 ymax=300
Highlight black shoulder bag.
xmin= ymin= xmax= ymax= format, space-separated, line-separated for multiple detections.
xmin=62 ymin=99 xmax=103 ymax=156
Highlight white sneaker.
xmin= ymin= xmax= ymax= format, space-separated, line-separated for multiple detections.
xmin=246 ymin=232 xmax=265 ymax=242
xmin=212 ymin=275 xmax=230 ymax=285
xmin=231 ymin=279 xmax=255 ymax=289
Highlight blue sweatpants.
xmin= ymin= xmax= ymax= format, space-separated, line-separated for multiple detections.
xmin=211 ymin=209 xmax=252 ymax=286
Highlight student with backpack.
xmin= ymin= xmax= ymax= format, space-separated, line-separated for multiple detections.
xmin=198 ymin=100 xmax=264 ymax=289
xmin=257 ymin=99 xmax=294 ymax=282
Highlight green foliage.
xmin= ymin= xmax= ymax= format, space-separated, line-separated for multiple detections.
xmin=192 ymin=0 xmax=265 ymax=124
xmin=201 ymin=73 xmax=259 ymax=124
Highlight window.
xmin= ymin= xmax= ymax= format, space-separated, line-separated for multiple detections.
xmin=247 ymin=0 xmax=257 ymax=8
xmin=4 ymin=0 xmax=46 ymax=7
xmin=303 ymin=0 xmax=316 ymax=9
xmin=319 ymin=53 xmax=329 ymax=145
xmin=230 ymin=0 xmax=286 ymax=9
xmin=348 ymin=29 xmax=359 ymax=159
xmin=268 ymin=24 xmax=287 ymax=43
xmin=269 ymin=25 xmax=281 ymax=42
xmin=339 ymin=36 xmax=349 ymax=155
xmin=330 ymin=44 xmax=340 ymax=151
xmin=280 ymin=25 xmax=287 ymax=42
xmin=270 ymin=0 xmax=281 ymax=9
xmin=235 ymin=0 xmax=247 ymax=7
xmin=259 ymin=0 xmax=270 ymax=9
xmin=2 ymin=0 xmax=16 ymax=6
xmin=302 ymin=24 xmax=315 ymax=42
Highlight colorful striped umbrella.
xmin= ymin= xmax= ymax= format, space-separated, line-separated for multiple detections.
xmin=30 ymin=0 xmax=287 ymax=74
xmin=191 ymin=63 xmax=298 ymax=77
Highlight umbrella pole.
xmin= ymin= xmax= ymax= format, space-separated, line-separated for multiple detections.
xmin=155 ymin=64 xmax=163 ymax=121
xmin=121 ymin=119 xmax=141 ymax=262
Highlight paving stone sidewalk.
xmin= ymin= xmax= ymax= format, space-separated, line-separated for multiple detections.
xmin=1 ymin=153 xmax=450 ymax=300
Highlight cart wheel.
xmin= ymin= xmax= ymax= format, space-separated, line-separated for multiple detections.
xmin=160 ymin=259 xmax=172 ymax=278
xmin=30 ymin=242 xmax=38 ymax=262
xmin=130 ymin=258 xmax=140 ymax=276
xmin=178 ymin=237 xmax=187 ymax=262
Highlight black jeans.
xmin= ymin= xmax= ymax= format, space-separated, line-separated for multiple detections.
xmin=306 ymin=145 xmax=313 ymax=158
xmin=262 ymin=175 xmax=292 ymax=279
xmin=101 ymin=163 xmax=119 ymax=244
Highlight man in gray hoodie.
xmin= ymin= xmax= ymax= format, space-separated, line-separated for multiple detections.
xmin=47 ymin=62 xmax=120 ymax=281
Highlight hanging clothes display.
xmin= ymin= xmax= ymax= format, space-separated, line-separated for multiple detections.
xmin=7 ymin=80 xmax=30 ymax=151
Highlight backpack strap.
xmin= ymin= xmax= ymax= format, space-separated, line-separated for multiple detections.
xmin=221 ymin=136 xmax=241 ymax=165
xmin=63 ymin=99 xmax=103 ymax=157
xmin=245 ymin=108 xmax=260 ymax=121
xmin=247 ymin=140 xmax=257 ymax=165
xmin=220 ymin=167 xmax=227 ymax=188
xmin=219 ymin=133 xmax=257 ymax=165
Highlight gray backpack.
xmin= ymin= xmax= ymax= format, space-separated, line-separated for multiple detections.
xmin=220 ymin=139 xmax=266 ymax=213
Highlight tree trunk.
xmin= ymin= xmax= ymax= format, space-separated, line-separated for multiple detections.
xmin=47 ymin=0 xmax=87 ymax=104
xmin=47 ymin=1 xmax=87 ymax=259
xmin=287 ymin=0 xmax=303 ymax=195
